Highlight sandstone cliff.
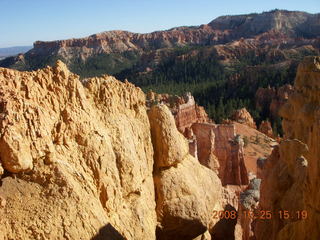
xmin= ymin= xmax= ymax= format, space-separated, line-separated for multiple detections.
xmin=192 ymin=121 xmax=275 ymax=186
xmin=192 ymin=123 xmax=248 ymax=186
xmin=255 ymin=56 xmax=320 ymax=239
xmin=0 ymin=61 xmax=157 ymax=239
xmin=24 ymin=10 xmax=320 ymax=57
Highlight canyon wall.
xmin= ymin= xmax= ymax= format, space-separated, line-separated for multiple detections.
xmin=255 ymin=56 xmax=320 ymax=239
xmin=28 ymin=11 xmax=320 ymax=56
xmin=191 ymin=121 xmax=275 ymax=186
xmin=192 ymin=123 xmax=249 ymax=186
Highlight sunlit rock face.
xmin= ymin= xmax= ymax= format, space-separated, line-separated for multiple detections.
xmin=255 ymin=56 xmax=320 ymax=240
xmin=0 ymin=61 xmax=157 ymax=239
xmin=0 ymin=62 xmax=227 ymax=240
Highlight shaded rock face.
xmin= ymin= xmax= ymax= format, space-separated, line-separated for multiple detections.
xmin=269 ymin=84 xmax=294 ymax=117
xmin=255 ymin=84 xmax=294 ymax=118
xmin=231 ymin=108 xmax=257 ymax=129
xmin=192 ymin=123 xmax=249 ymax=186
xmin=255 ymin=56 xmax=320 ymax=240
xmin=148 ymin=105 xmax=223 ymax=240
xmin=255 ymin=86 xmax=276 ymax=113
xmin=0 ymin=61 xmax=157 ymax=239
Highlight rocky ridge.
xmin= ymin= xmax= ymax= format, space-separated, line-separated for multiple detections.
xmin=1 ymin=10 xmax=319 ymax=78
xmin=29 ymin=10 xmax=320 ymax=55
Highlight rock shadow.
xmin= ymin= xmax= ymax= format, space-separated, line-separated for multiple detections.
xmin=91 ymin=223 xmax=125 ymax=240
xmin=211 ymin=204 xmax=237 ymax=240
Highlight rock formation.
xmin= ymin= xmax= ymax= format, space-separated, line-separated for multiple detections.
xmin=148 ymin=105 xmax=223 ymax=240
xmin=146 ymin=91 xmax=210 ymax=135
xmin=255 ymin=56 xmax=320 ymax=239
xmin=146 ymin=91 xmax=278 ymax=240
xmin=231 ymin=108 xmax=257 ymax=129
xmin=147 ymin=92 xmax=275 ymax=187
xmin=233 ymin=122 xmax=277 ymax=174
xmin=146 ymin=91 xmax=210 ymax=158
xmin=255 ymin=84 xmax=294 ymax=118
xmin=269 ymin=84 xmax=294 ymax=117
xmin=0 ymin=61 xmax=158 ymax=239
xmin=146 ymin=91 xmax=277 ymax=239
xmin=0 ymin=62 xmax=227 ymax=240
xmin=192 ymin=121 xmax=275 ymax=184
xmin=258 ymin=120 xmax=274 ymax=138
xmin=255 ymin=86 xmax=276 ymax=112
xmin=192 ymin=123 xmax=249 ymax=186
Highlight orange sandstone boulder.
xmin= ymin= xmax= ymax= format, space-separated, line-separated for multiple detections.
xmin=149 ymin=105 xmax=224 ymax=240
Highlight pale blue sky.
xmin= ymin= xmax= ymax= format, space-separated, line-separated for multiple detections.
xmin=1 ymin=0 xmax=319 ymax=47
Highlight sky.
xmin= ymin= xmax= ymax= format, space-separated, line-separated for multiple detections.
xmin=1 ymin=0 xmax=319 ymax=48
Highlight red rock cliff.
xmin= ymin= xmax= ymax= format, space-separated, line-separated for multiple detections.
xmin=192 ymin=123 xmax=249 ymax=186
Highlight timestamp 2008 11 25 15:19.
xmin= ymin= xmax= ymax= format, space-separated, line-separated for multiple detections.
xmin=212 ymin=210 xmax=308 ymax=220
